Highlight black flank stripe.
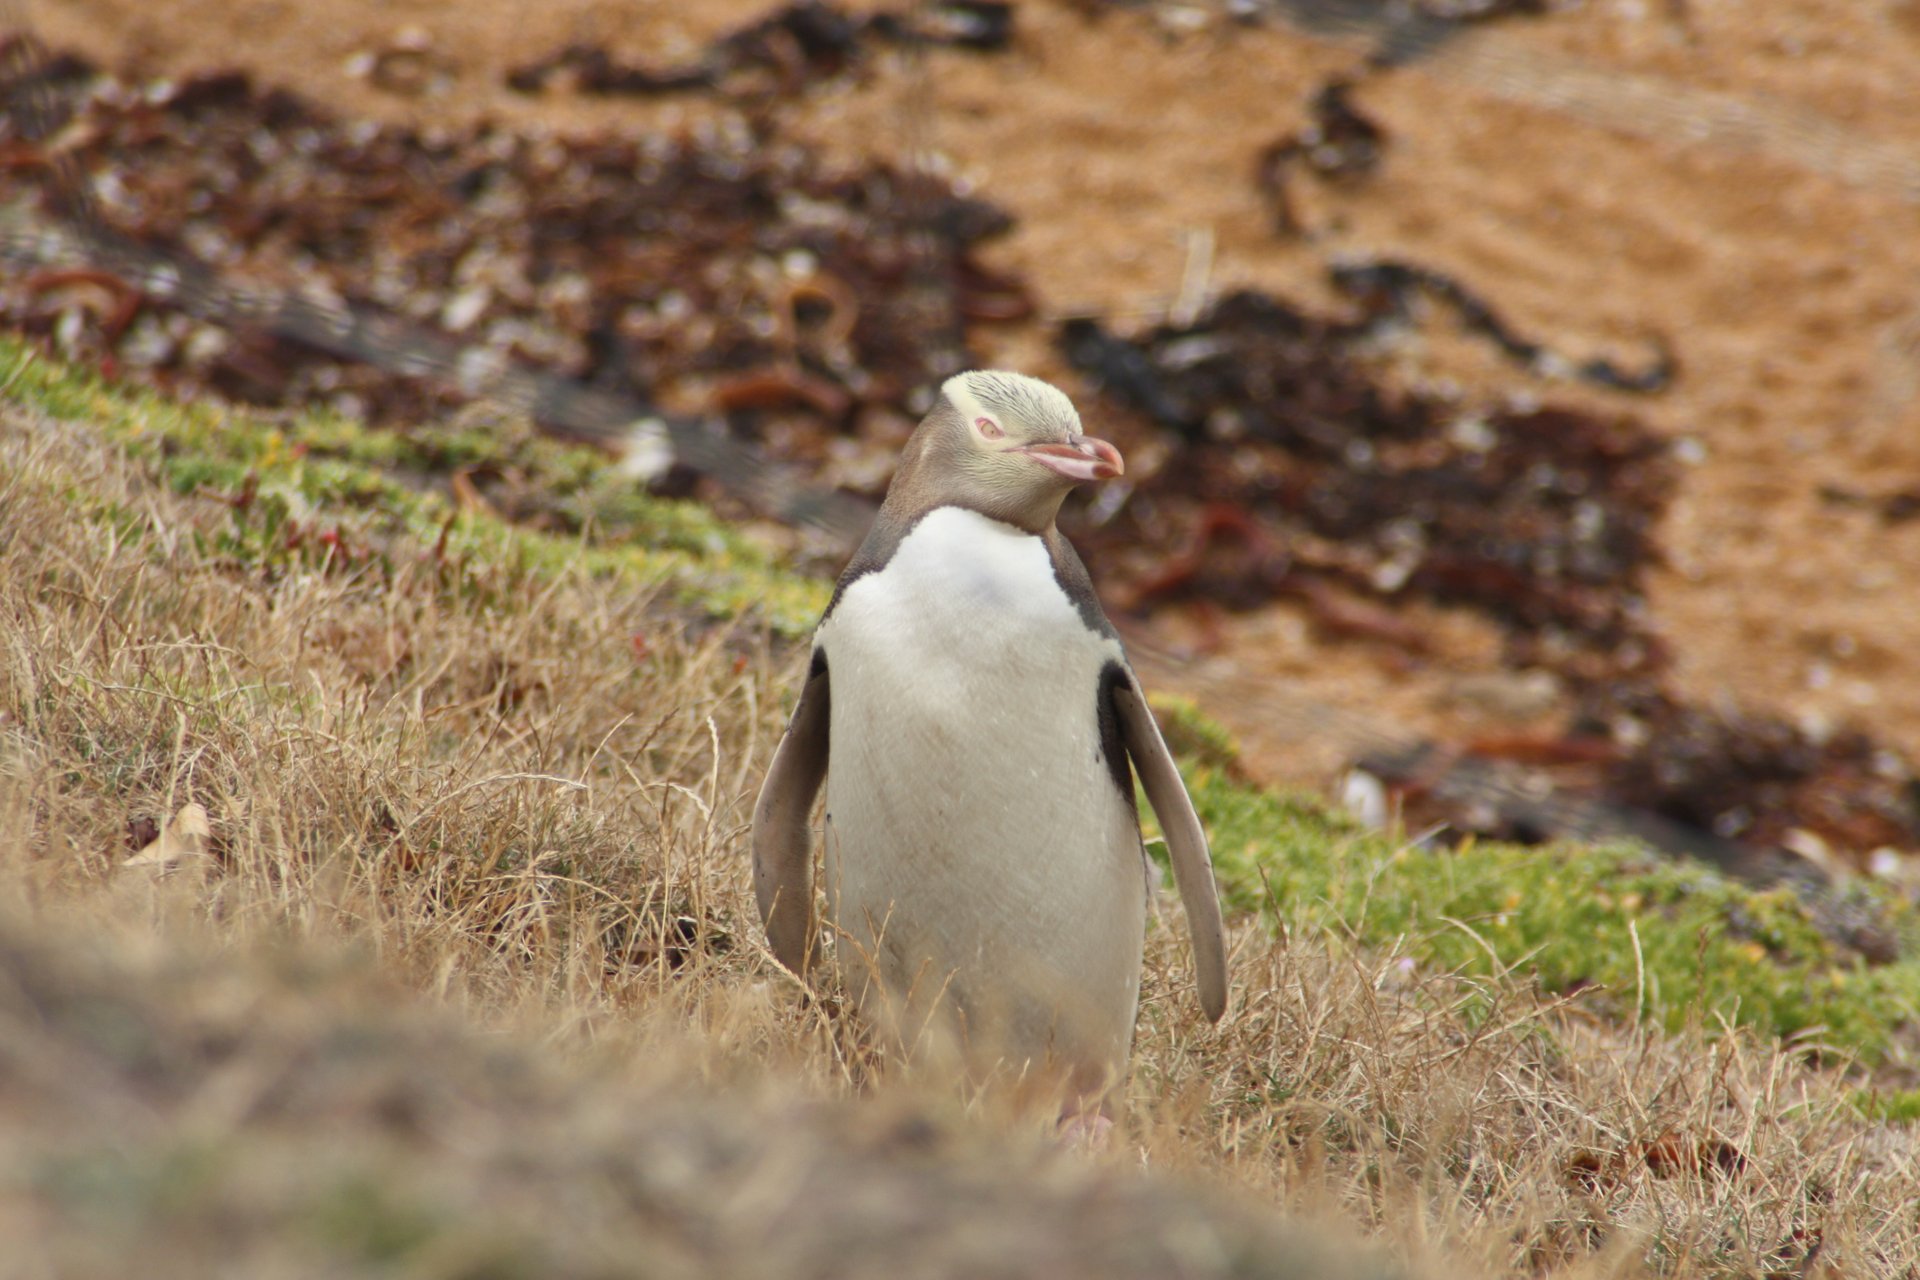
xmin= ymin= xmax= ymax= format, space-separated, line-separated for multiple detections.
xmin=1096 ymin=660 xmax=1137 ymax=808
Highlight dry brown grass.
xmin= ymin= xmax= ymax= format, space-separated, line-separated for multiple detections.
xmin=2 ymin=400 xmax=1915 ymax=1278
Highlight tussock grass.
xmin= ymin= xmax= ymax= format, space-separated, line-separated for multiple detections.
xmin=3 ymin=353 xmax=1918 ymax=1276
xmin=0 ymin=398 xmax=793 ymax=1040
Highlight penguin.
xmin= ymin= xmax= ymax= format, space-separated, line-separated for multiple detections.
xmin=752 ymin=370 xmax=1228 ymax=1106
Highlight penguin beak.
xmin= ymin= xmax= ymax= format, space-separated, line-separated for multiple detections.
xmin=1015 ymin=435 xmax=1125 ymax=484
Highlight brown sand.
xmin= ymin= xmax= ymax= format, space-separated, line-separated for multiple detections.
xmin=25 ymin=0 xmax=1920 ymax=796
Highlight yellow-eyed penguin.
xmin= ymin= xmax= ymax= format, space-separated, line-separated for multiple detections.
xmin=752 ymin=370 xmax=1228 ymax=1105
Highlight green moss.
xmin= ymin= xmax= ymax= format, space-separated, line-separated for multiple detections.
xmin=0 ymin=339 xmax=827 ymax=633
xmin=1853 ymin=1087 xmax=1920 ymax=1124
xmin=1184 ymin=762 xmax=1920 ymax=1063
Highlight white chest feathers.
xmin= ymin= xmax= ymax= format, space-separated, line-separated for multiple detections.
xmin=821 ymin=506 xmax=1123 ymax=719
xmin=815 ymin=507 xmax=1144 ymax=1067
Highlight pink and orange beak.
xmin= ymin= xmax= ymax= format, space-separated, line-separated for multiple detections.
xmin=1014 ymin=434 xmax=1125 ymax=484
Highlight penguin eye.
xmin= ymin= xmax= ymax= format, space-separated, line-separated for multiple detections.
xmin=975 ymin=417 xmax=1004 ymax=441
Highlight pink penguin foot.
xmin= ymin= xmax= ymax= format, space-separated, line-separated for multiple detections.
xmin=1056 ymin=1110 xmax=1115 ymax=1151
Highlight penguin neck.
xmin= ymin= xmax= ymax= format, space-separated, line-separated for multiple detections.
xmin=882 ymin=444 xmax=1068 ymax=537
xmin=874 ymin=405 xmax=1075 ymax=534
xmin=883 ymin=488 xmax=1064 ymax=539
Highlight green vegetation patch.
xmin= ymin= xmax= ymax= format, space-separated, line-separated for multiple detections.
xmin=1174 ymin=755 xmax=1920 ymax=1065
xmin=1853 ymin=1086 xmax=1920 ymax=1124
xmin=1 ymin=339 xmax=828 ymax=633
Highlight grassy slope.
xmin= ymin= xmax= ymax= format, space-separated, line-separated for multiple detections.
xmin=13 ymin=341 xmax=1911 ymax=1062
xmin=3 ymin=340 xmax=1918 ymax=1276
xmin=0 ymin=338 xmax=829 ymax=634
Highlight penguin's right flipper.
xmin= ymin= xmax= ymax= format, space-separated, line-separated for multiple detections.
xmin=751 ymin=649 xmax=831 ymax=978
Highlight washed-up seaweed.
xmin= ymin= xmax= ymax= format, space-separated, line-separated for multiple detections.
xmin=1097 ymin=0 xmax=1546 ymax=66
xmin=1358 ymin=706 xmax=1920 ymax=886
xmin=3 ymin=58 xmax=1010 ymax=409
xmin=1331 ymin=261 xmax=1676 ymax=394
xmin=1061 ymin=289 xmax=1671 ymax=664
xmin=1819 ymin=483 xmax=1920 ymax=525
xmin=1256 ymin=80 xmax=1384 ymax=234
xmin=1062 ymin=291 xmax=1920 ymax=868
xmin=1273 ymin=0 xmax=1549 ymax=67
xmin=1252 ymin=70 xmax=1666 ymax=392
xmin=0 ymin=50 xmax=1021 ymax=534
xmin=507 ymin=1 xmax=1014 ymax=98
xmin=1576 ymin=685 xmax=1920 ymax=860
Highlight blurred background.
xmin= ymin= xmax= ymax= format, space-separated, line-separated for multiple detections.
xmin=9 ymin=0 xmax=1920 ymax=886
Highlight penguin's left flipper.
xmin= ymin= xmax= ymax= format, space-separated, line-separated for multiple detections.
xmin=1112 ymin=673 xmax=1229 ymax=1022
xmin=752 ymin=650 xmax=831 ymax=979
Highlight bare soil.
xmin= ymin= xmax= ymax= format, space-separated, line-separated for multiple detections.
xmin=25 ymin=0 xmax=1920 ymax=802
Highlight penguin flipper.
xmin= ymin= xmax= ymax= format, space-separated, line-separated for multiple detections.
xmin=1112 ymin=674 xmax=1229 ymax=1022
xmin=752 ymin=650 xmax=831 ymax=978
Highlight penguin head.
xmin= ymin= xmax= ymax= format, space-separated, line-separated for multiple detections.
xmin=887 ymin=371 xmax=1125 ymax=532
